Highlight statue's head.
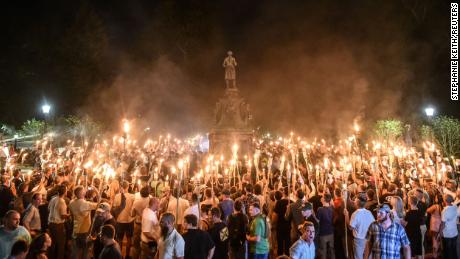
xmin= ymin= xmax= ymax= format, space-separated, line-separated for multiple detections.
xmin=227 ymin=50 xmax=233 ymax=56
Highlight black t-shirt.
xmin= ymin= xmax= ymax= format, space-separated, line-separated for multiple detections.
xmin=227 ymin=212 xmax=248 ymax=248
xmin=273 ymin=199 xmax=290 ymax=229
xmin=417 ymin=201 xmax=427 ymax=225
xmin=208 ymin=222 xmax=229 ymax=259
xmin=94 ymin=218 xmax=117 ymax=259
xmin=99 ymin=242 xmax=122 ymax=259
xmin=183 ymin=229 xmax=215 ymax=259
xmin=404 ymin=209 xmax=422 ymax=239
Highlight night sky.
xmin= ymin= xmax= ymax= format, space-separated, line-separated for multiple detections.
xmin=1 ymin=0 xmax=456 ymax=136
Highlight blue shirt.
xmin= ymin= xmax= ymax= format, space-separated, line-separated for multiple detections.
xmin=317 ymin=206 xmax=333 ymax=236
xmin=290 ymin=238 xmax=315 ymax=259
xmin=0 ymin=226 xmax=31 ymax=259
xmin=366 ymin=221 xmax=410 ymax=259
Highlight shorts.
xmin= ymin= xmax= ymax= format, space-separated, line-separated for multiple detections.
xmin=116 ymin=222 xmax=134 ymax=239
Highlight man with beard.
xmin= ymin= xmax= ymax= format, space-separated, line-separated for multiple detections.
xmin=364 ymin=204 xmax=411 ymax=259
xmin=92 ymin=202 xmax=116 ymax=259
xmin=289 ymin=221 xmax=316 ymax=259
xmin=182 ymin=214 xmax=215 ymax=259
xmin=0 ymin=210 xmax=31 ymax=259
xmin=157 ymin=213 xmax=185 ymax=259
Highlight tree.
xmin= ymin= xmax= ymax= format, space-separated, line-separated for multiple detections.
xmin=373 ymin=119 xmax=404 ymax=143
xmin=19 ymin=119 xmax=45 ymax=137
xmin=64 ymin=115 xmax=102 ymax=144
xmin=431 ymin=116 xmax=460 ymax=156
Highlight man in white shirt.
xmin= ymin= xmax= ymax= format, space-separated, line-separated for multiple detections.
xmin=113 ymin=181 xmax=135 ymax=258
xmin=344 ymin=193 xmax=375 ymax=259
xmin=22 ymin=193 xmax=42 ymax=237
xmin=441 ymin=194 xmax=458 ymax=259
xmin=131 ymin=186 xmax=151 ymax=259
xmin=290 ymin=221 xmax=316 ymax=259
xmin=141 ymin=197 xmax=160 ymax=259
xmin=48 ymin=184 xmax=68 ymax=259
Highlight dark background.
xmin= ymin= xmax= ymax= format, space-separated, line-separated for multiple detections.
xmin=0 ymin=0 xmax=457 ymax=137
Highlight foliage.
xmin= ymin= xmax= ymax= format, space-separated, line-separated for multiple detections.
xmin=431 ymin=116 xmax=460 ymax=156
xmin=373 ymin=119 xmax=404 ymax=142
xmin=19 ymin=119 xmax=45 ymax=137
xmin=64 ymin=115 xmax=102 ymax=143
xmin=419 ymin=125 xmax=433 ymax=142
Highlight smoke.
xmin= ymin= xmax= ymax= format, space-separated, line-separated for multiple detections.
xmin=78 ymin=1 xmax=440 ymax=138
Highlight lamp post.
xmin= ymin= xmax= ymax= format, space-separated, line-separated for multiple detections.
xmin=42 ymin=104 xmax=51 ymax=137
xmin=425 ymin=106 xmax=435 ymax=142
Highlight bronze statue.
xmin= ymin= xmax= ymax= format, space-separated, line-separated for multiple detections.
xmin=223 ymin=51 xmax=237 ymax=88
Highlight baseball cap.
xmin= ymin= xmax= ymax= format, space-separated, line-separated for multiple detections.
xmin=96 ymin=202 xmax=111 ymax=213
xmin=375 ymin=203 xmax=391 ymax=213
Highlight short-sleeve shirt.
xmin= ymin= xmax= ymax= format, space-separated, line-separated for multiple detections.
xmin=48 ymin=196 xmax=67 ymax=224
xmin=0 ymin=226 xmax=31 ymax=259
xmin=274 ymin=199 xmax=290 ymax=229
xmin=69 ymin=198 xmax=98 ymax=235
xmin=317 ymin=206 xmax=334 ymax=236
xmin=366 ymin=221 xmax=410 ymax=259
xmin=249 ymin=215 xmax=269 ymax=254
xmin=441 ymin=205 xmax=459 ymax=238
xmin=98 ymin=242 xmax=122 ymax=259
xmin=183 ymin=229 xmax=215 ymax=259
xmin=113 ymin=193 xmax=135 ymax=223
xmin=158 ymin=229 xmax=185 ymax=259
xmin=350 ymin=208 xmax=375 ymax=239
xmin=141 ymin=208 xmax=159 ymax=243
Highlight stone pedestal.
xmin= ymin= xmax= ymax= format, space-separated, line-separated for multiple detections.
xmin=209 ymin=88 xmax=254 ymax=156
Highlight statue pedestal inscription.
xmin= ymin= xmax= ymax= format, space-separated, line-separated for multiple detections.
xmin=209 ymin=52 xmax=254 ymax=156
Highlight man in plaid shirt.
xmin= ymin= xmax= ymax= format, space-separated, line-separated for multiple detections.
xmin=364 ymin=204 xmax=411 ymax=259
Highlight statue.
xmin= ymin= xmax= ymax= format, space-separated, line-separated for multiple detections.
xmin=223 ymin=50 xmax=237 ymax=88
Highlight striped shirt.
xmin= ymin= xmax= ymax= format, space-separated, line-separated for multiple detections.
xmin=365 ymin=221 xmax=410 ymax=259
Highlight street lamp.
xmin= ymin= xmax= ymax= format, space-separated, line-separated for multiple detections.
xmin=41 ymin=103 xmax=51 ymax=137
xmin=425 ymin=107 xmax=435 ymax=118
xmin=42 ymin=104 xmax=51 ymax=115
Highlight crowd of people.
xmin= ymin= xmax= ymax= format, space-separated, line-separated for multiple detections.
xmin=0 ymin=131 xmax=459 ymax=259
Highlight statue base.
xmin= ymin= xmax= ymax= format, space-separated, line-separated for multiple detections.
xmin=208 ymin=128 xmax=254 ymax=157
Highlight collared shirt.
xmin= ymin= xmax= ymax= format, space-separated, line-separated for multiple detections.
xmin=441 ymin=205 xmax=459 ymax=238
xmin=290 ymin=238 xmax=315 ymax=259
xmin=158 ymin=229 xmax=185 ymax=259
xmin=350 ymin=208 xmax=375 ymax=239
xmin=69 ymin=198 xmax=98 ymax=236
xmin=141 ymin=208 xmax=159 ymax=243
xmin=23 ymin=204 xmax=41 ymax=231
xmin=366 ymin=221 xmax=410 ymax=259
xmin=48 ymin=195 xmax=67 ymax=224
xmin=0 ymin=226 xmax=31 ymax=259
